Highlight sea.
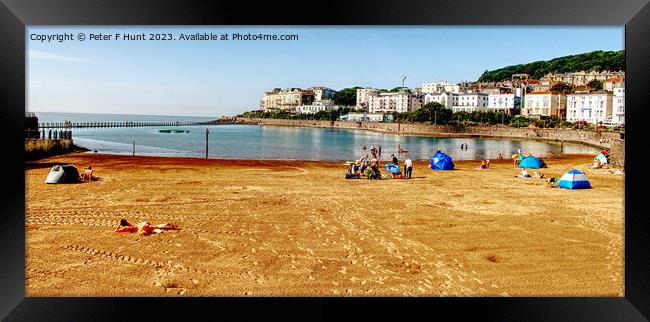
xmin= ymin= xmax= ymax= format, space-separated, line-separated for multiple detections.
xmin=34 ymin=112 xmax=601 ymax=161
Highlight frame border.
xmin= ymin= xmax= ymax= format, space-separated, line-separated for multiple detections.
xmin=2 ymin=0 xmax=649 ymax=320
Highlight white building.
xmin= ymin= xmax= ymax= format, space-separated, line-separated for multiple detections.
xmin=421 ymin=81 xmax=467 ymax=94
xmin=295 ymin=100 xmax=337 ymax=114
xmin=341 ymin=112 xmax=385 ymax=122
xmin=487 ymin=93 xmax=521 ymax=115
xmin=356 ymin=88 xmax=379 ymax=109
xmin=262 ymin=88 xmax=315 ymax=111
xmin=368 ymin=91 xmax=414 ymax=113
xmin=612 ymin=87 xmax=625 ymax=125
xmin=423 ymin=92 xmax=457 ymax=109
xmin=309 ymin=87 xmax=337 ymax=101
xmin=566 ymin=91 xmax=613 ymax=125
xmin=453 ymin=93 xmax=488 ymax=112
xmin=522 ymin=92 xmax=566 ymax=118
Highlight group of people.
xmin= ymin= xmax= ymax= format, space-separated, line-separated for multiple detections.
xmin=348 ymin=153 xmax=381 ymax=179
xmin=347 ymin=151 xmax=413 ymax=180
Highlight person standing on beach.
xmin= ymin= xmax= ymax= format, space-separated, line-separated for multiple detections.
xmin=404 ymin=156 xmax=413 ymax=179
xmin=517 ymin=146 xmax=522 ymax=154
xmin=378 ymin=145 xmax=382 ymax=158
xmin=360 ymin=155 xmax=368 ymax=174
xmin=391 ymin=154 xmax=399 ymax=166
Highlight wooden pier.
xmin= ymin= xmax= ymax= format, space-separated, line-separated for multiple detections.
xmin=37 ymin=120 xmax=221 ymax=129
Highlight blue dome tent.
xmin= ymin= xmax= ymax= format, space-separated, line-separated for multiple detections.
xmin=385 ymin=163 xmax=401 ymax=174
xmin=558 ymin=169 xmax=591 ymax=189
xmin=430 ymin=151 xmax=454 ymax=170
xmin=518 ymin=156 xmax=544 ymax=169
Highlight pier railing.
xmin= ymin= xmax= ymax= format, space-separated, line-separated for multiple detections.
xmin=38 ymin=121 xmax=210 ymax=129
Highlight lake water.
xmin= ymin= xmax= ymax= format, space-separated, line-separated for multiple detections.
xmin=35 ymin=112 xmax=600 ymax=161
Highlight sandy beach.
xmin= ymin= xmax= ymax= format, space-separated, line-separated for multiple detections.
xmin=25 ymin=153 xmax=624 ymax=296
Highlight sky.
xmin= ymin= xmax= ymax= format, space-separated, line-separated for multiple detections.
xmin=27 ymin=26 xmax=624 ymax=117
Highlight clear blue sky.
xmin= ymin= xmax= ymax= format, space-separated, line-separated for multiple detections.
xmin=27 ymin=26 xmax=624 ymax=117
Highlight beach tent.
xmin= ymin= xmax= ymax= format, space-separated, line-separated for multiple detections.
xmin=512 ymin=153 xmax=531 ymax=161
xmin=594 ymin=153 xmax=609 ymax=165
xmin=558 ymin=169 xmax=591 ymax=189
xmin=518 ymin=156 xmax=544 ymax=169
xmin=431 ymin=151 xmax=455 ymax=170
xmin=45 ymin=164 xmax=80 ymax=184
xmin=385 ymin=163 xmax=401 ymax=174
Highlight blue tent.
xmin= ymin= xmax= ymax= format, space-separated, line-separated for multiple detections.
xmin=518 ymin=156 xmax=544 ymax=169
xmin=431 ymin=151 xmax=454 ymax=170
xmin=594 ymin=153 xmax=609 ymax=165
xmin=385 ymin=163 xmax=401 ymax=174
xmin=558 ymin=169 xmax=591 ymax=189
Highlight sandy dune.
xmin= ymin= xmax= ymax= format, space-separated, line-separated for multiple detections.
xmin=25 ymin=153 xmax=624 ymax=296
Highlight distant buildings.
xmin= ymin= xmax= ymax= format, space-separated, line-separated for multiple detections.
xmin=454 ymin=92 xmax=488 ymax=113
xmin=522 ymin=92 xmax=566 ymax=118
xmin=340 ymin=112 xmax=386 ymax=122
xmin=261 ymin=86 xmax=338 ymax=113
xmin=421 ymin=81 xmax=468 ymax=94
xmin=540 ymin=70 xmax=625 ymax=87
xmin=566 ymin=90 xmax=613 ymax=125
xmin=424 ymin=92 xmax=456 ymax=109
xmin=487 ymin=93 xmax=521 ymax=115
xmin=262 ymin=88 xmax=315 ymax=112
xmin=295 ymin=100 xmax=337 ymax=114
xmin=260 ymin=71 xmax=624 ymax=125
xmin=309 ymin=86 xmax=337 ymax=102
xmin=367 ymin=90 xmax=416 ymax=113
xmin=612 ymin=86 xmax=625 ymax=125
xmin=356 ymin=88 xmax=379 ymax=109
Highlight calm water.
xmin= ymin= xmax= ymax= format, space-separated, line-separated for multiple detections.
xmin=35 ymin=112 xmax=600 ymax=161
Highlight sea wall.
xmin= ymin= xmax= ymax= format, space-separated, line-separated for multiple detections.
xmin=608 ymin=139 xmax=625 ymax=167
xmin=232 ymin=117 xmax=625 ymax=162
xmin=25 ymin=139 xmax=74 ymax=160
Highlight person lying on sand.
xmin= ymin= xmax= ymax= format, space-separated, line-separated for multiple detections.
xmin=516 ymin=169 xmax=531 ymax=179
xmin=474 ymin=161 xmax=489 ymax=170
xmin=533 ymin=171 xmax=544 ymax=178
xmin=115 ymin=219 xmax=179 ymax=236
xmin=547 ymin=177 xmax=558 ymax=188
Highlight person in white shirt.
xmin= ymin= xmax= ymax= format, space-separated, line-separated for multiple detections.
xmin=404 ymin=156 xmax=413 ymax=179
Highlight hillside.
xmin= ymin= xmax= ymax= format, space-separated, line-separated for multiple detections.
xmin=477 ymin=50 xmax=624 ymax=82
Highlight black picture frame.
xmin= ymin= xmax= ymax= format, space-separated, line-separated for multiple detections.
xmin=2 ymin=0 xmax=649 ymax=320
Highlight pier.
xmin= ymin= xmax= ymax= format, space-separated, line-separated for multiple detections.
xmin=38 ymin=120 xmax=218 ymax=129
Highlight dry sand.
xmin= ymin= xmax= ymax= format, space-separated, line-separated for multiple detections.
xmin=25 ymin=153 xmax=624 ymax=296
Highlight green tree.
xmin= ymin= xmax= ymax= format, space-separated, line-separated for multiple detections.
xmin=477 ymin=50 xmax=625 ymax=82
xmin=587 ymin=80 xmax=603 ymax=91
xmin=389 ymin=87 xmax=411 ymax=92
xmin=333 ymin=87 xmax=361 ymax=106
xmin=412 ymin=102 xmax=451 ymax=123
